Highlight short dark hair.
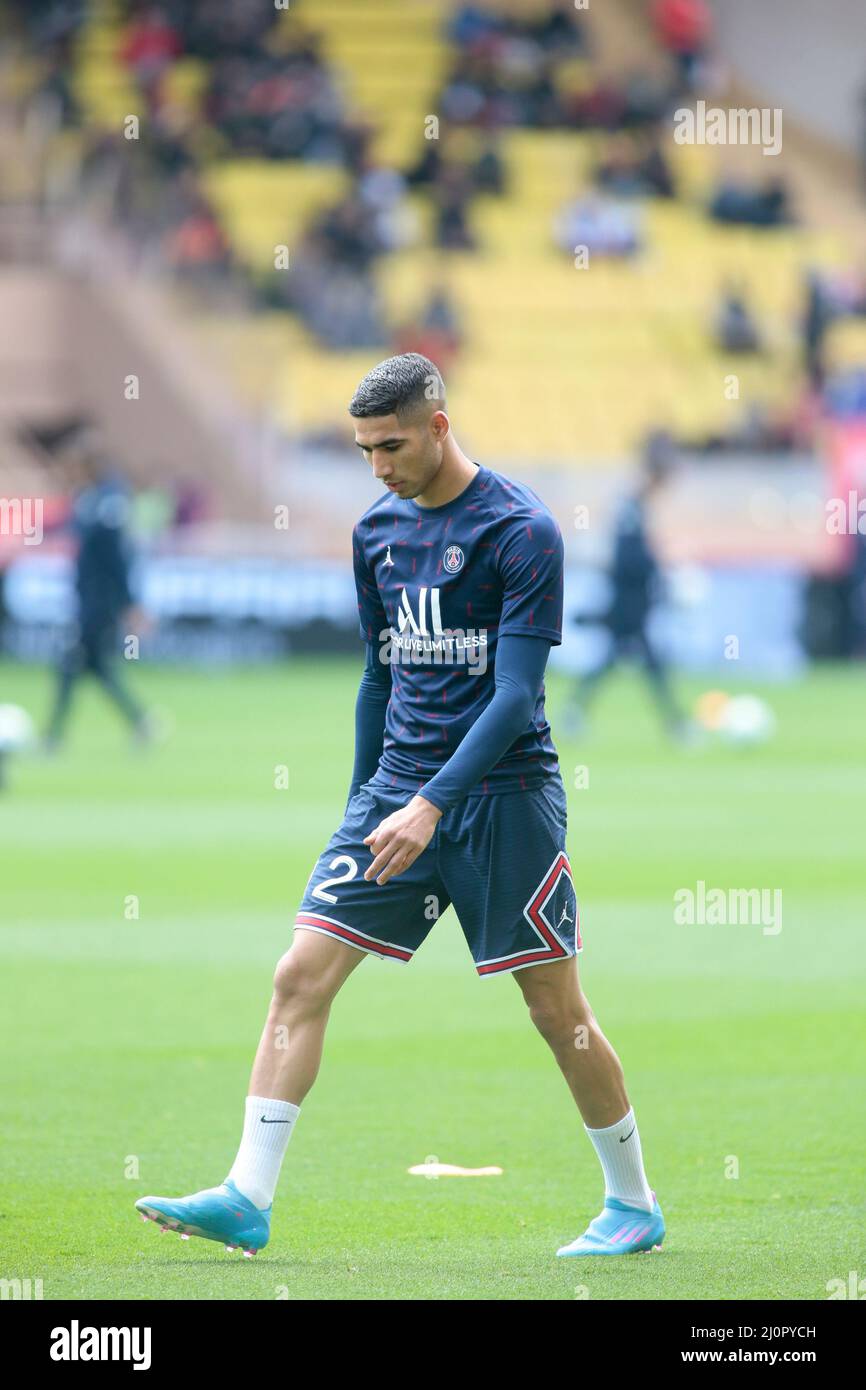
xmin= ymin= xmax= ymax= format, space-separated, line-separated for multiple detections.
xmin=348 ymin=353 xmax=446 ymax=419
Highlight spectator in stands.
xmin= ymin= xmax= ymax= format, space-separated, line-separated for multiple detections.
xmin=166 ymin=0 xmax=276 ymax=60
xmin=420 ymin=283 xmax=463 ymax=345
xmin=279 ymin=191 xmax=389 ymax=348
xmin=522 ymin=58 xmax=563 ymax=129
xmin=163 ymin=187 xmax=233 ymax=283
xmin=264 ymin=62 xmax=346 ymax=162
xmin=341 ymin=115 xmax=378 ymax=177
xmin=10 ymin=0 xmax=84 ymax=124
xmin=562 ymin=73 xmax=626 ymax=130
xmin=313 ymin=192 xmax=384 ymax=274
xmin=651 ymin=0 xmax=713 ymax=90
xmin=306 ymin=265 xmax=388 ymax=350
xmin=393 ymin=281 xmax=463 ymax=375
xmin=449 ymin=0 xmax=586 ymax=61
xmin=406 ymin=137 xmax=445 ymax=189
xmin=357 ymin=167 xmax=417 ymax=254
xmin=594 ymin=135 xmax=645 ymax=197
xmin=29 ymin=40 xmax=80 ymax=126
xmin=619 ymin=67 xmax=678 ymax=128
xmin=530 ymin=0 xmax=588 ymax=56
xmin=472 ymin=135 xmax=507 ymax=195
xmin=802 ymin=268 xmax=834 ymax=390
xmin=432 ymin=164 xmax=477 ymax=250
xmin=202 ymin=23 xmax=347 ymax=161
xmin=435 ymin=2 xmax=670 ymax=138
xmin=407 ymin=131 xmax=506 ymax=200
xmin=709 ymin=176 xmax=792 ymax=228
xmin=448 ymin=3 xmax=502 ymax=52
xmin=440 ymin=55 xmax=491 ymax=126
xmin=637 ymin=135 xmax=676 ymax=196
xmin=713 ymin=281 xmax=762 ymax=355
xmin=594 ymin=132 xmax=675 ymax=198
xmin=554 ymin=193 xmax=643 ymax=259
xmin=439 ymin=43 xmax=568 ymax=130
xmin=118 ymin=4 xmax=182 ymax=102
xmin=7 ymin=0 xmax=86 ymax=45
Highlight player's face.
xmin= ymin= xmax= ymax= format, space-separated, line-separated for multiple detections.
xmin=353 ymin=410 xmax=446 ymax=499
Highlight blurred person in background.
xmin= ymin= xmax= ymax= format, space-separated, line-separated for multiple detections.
xmin=554 ymin=191 xmax=643 ymax=259
xmin=594 ymin=132 xmax=676 ymax=200
xmin=651 ymin=0 xmax=713 ymax=91
xmin=530 ymin=0 xmax=588 ymax=56
xmin=472 ymin=134 xmax=507 ymax=195
xmin=564 ymin=432 xmax=692 ymax=742
xmin=802 ymin=267 xmax=835 ymax=391
xmin=283 ymin=189 xmax=389 ymax=348
xmin=713 ymin=279 xmax=763 ymax=355
xmin=709 ymin=175 xmax=792 ymax=228
xmin=393 ymin=279 xmax=463 ymax=374
xmin=162 ymin=175 xmax=233 ymax=285
xmin=44 ymin=426 xmax=154 ymax=751
xmin=118 ymin=2 xmax=181 ymax=108
xmin=432 ymin=162 xmax=478 ymax=250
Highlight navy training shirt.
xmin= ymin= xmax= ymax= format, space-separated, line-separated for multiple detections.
xmin=73 ymin=477 xmax=135 ymax=623
xmin=352 ymin=462 xmax=564 ymax=795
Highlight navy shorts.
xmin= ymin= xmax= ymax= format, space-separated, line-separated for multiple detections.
xmin=294 ymin=771 xmax=581 ymax=977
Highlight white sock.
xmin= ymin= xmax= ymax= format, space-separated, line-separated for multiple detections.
xmin=226 ymin=1095 xmax=300 ymax=1210
xmin=584 ymin=1106 xmax=654 ymax=1212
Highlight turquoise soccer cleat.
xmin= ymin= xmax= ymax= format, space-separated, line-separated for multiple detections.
xmin=135 ymin=1178 xmax=270 ymax=1257
xmin=556 ymin=1191 xmax=665 ymax=1257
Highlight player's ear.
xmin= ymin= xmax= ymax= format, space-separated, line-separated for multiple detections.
xmin=430 ymin=409 xmax=450 ymax=442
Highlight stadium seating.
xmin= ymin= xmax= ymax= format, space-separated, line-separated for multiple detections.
xmin=57 ymin=0 xmax=862 ymax=462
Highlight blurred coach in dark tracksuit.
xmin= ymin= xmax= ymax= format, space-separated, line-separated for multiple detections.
xmin=45 ymin=427 xmax=153 ymax=749
xmin=566 ymin=433 xmax=692 ymax=742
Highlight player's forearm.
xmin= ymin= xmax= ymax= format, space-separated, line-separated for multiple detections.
xmin=419 ymin=686 xmax=533 ymax=813
xmin=419 ymin=634 xmax=551 ymax=814
xmin=346 ymin=647 xmax=391 ymax=806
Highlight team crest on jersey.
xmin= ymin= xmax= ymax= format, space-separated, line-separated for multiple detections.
xmin=443 ymin=544 xmax=464 ymax=574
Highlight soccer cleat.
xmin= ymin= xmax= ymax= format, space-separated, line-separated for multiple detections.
xmin=556 ymin=1191 xmax=665 ymax=1257
xmin=134 ymin=1178 xmax=271 ymax=1255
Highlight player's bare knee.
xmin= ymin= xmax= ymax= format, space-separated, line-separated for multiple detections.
xmin=527 ymin=997 xmax=578 ymax=1048
xmin=523 ymin=976 xmax=592 ymax=1045
xmin=271 ymin=949 xmax=332 ymax=1013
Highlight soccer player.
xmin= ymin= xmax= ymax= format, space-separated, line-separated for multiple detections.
xmin=135 ymin=354 xmax=665 ymax=1259
xmin=564 ymin=434 xmax=692 ymax=742
xmin=44 ymin=425 xmax=152 ymax=750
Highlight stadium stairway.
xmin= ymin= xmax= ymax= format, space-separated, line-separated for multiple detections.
xmin=0 ymin=244 xmax=266 ymax=522
xmin=291 ymin=0 xmax=448 ymax=169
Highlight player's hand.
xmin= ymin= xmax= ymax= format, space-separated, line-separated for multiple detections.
xmin=363 ymin=795 xmax=443 ymax=885
xmin=124 ymin=605 xmax=154 ymax=636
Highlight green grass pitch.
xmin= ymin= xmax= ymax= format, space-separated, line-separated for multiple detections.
xmin=1 ymin=657 xmax=863 ymax=1301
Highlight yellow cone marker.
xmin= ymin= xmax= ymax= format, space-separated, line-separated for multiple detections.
xmin=408 ymin=1161 xmax=503 ymax=1178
